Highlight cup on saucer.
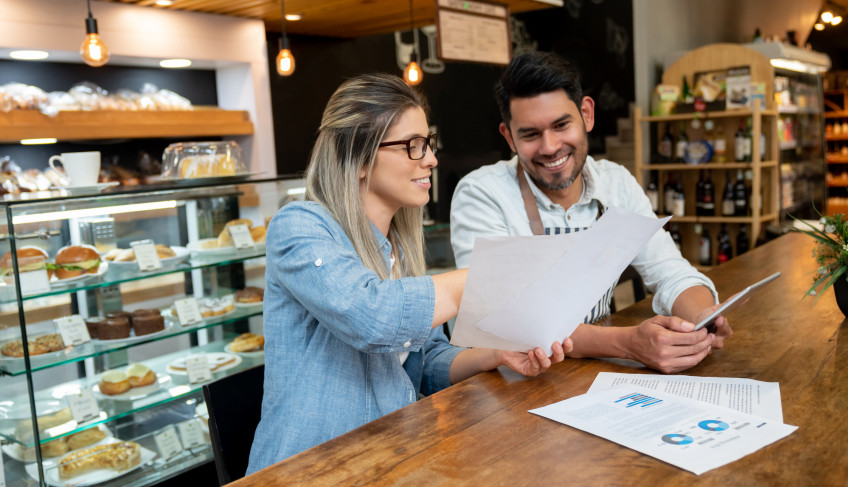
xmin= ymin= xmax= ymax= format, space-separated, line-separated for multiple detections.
xmin=48 ymin=151 xmax=100 ymax=187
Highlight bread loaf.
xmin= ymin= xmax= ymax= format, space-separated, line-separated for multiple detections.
xmin=57 ymin=441 xmax=141 ymax=480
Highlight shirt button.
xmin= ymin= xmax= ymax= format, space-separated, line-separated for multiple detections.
xmin=567 ymin=215 xmax=571 ymax=220
xmin=314 ymin=258 xmax=323 ymax=267
xmin=403 ymin=340 xmax=411 ymax=348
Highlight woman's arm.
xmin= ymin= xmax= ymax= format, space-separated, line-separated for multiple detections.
xmin=448 ymin=339 xmax=573 ymax=383
xmin=431 ymin=268 xmax=468 ymax=328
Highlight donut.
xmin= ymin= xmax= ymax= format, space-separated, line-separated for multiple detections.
xmin=98 ymin=370 xmax=131 ymax=395
xmin=126 ymin=363 xmax=157 ymax=388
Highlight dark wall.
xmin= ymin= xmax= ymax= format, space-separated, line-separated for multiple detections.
xmin=808 ymin=22 xmax=848 ymax=71
xmin=0 ymin=59 xmax=218 ymax=171
xmin=270 ymin=3 xmax=635 ymax=220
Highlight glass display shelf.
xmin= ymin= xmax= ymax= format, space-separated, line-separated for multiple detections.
xmin=1 ymin=391 xmax=214 ymax=487
xmin=0 ymin=337 xmax=262 ymax=448
xmin=0 ymin=305 xmax=263 ymax=376
xmin=0 ymin=247 xmax=267 ymax=305
xmin=0 ymin=174 xmax=297 ymax=207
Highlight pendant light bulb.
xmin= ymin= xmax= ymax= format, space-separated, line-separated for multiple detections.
xmin=80 ymin=2 xmax=109 ymax=67
xmin=276 ymin=37 xmax=295 ymax=76
xmin=403 ymin=52 xmax=422 ymax=86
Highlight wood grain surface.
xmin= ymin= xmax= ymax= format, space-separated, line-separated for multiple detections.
xmin=235 ymin=232 xmax=847 ymax=486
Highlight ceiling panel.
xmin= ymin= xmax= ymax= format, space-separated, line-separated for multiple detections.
xmin=104 ymin=0 xmax=555 ymax=38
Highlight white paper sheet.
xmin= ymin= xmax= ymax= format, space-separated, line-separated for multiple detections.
xmin=588 ymin=372 xmax=785 ymax=422
xmin=530 ymin=387 xmax=797 ymax=475
xmin=451 ymin=207 xmax=669 ymax=353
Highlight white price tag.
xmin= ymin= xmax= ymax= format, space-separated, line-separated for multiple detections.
xmin=154 ymin=425 xmax=184 ymax=460
xmin=54 ymin=315 xmax=91 ymax=346
xmin=65 ymin=389 xmax=100 ymax=424
xmin=18 ymin=268 xmax=51 ymax=296
xmin=174 ymin=298 xmax=203 ymax=326
xmin=130 ymin=239 xmax=162 ymax=271
xmin=177 ymin=419 xmax=206 ymax=449
xmin=228 ymin=224 xmax=254 ymax=249
xmin=185 ymin=354 xmax=212 ymax=384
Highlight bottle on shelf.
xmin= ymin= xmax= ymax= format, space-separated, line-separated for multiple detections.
xmin=744 ymin=118 xmax=753 ymax=162
xmin=722 ymin=171 xmax=735 ymax=216
xmin=659 ymin=124 xmax=674 ymax=163
xmin=673 ymin=180 xmax=686 ymax=217
xmin=675 ymin=122 xmax=689 ymax=163
xmin=646 ymin=172 xmax=659 ymax=213
xmin=734 ymin=169 xmax=749 ymax=216
xmin=698 ymin=224 xmax=712 ymax=266
xmin=664 ymin=173 xmax=677 ymax=215
xmin=716 ymin=223 xmax=732 ymax=264
xmin=696 ymin=169 xmax=715 ymax=216
xmin=682 ymin=75 xmax=693 ymax=104
xmin=736 ymin=225 xmax=750 ymax=254
xmin=734 ymin=121 xmax=746 ymax=162
xmin=669 ymin=223 xmax=683 ymax=252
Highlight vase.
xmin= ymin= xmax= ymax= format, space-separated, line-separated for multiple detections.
xmin=834 ymin=277 xmax=848 ymax=316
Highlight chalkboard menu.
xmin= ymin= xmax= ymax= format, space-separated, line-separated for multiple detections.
xmin=436 ymin=0 xmax=511 ymax=65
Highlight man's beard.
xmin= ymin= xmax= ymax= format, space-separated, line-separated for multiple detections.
xmin=523 ymin=153 xmax=585 ymax=191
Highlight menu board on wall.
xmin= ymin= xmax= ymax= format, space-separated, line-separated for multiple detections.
xmin=436 ymin=0 xmax=511 ymax=65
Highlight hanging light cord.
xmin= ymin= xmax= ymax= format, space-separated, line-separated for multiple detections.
xmin=409 ymin=0 xmax=415 ymax=55
xmin=280 ymin=0 xmax=288 ymax=50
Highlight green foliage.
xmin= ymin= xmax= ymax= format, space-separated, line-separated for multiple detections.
xmin=792 ymin=209 xmax=848 ymax=301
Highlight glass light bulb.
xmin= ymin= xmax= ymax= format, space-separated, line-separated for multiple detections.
xmin=822 ymin=11 xmax=834 ymax=23
xmin=404 ymin=61 xmax=422 ymax=86
xmin=832 ymin=15 xmax=843 ymax=25
xmin=80 ymin=33 xmax=109 ymax=67
xmin=815 ymin=22 xmax=826 ymax=30
xmin=276 ymin=48 xmax=295 ymax=76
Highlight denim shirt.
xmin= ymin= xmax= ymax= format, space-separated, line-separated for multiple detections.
xmin=247 ymin=201 xmax=462 ymax=473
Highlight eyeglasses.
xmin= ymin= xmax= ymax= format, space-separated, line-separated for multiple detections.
xmin=378 ymin=133 xmax=438 ymax=160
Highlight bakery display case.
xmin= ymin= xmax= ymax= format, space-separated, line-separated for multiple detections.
xmin=0 ymin=176 xmax=299 ymax=486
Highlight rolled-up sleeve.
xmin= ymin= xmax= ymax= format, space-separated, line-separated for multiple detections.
xmin=419 ymin=326 xmax=464 ymax=395
xmin=268 ymin=204 xmax=435 ymax=353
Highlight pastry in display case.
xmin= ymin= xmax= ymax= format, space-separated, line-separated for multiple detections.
xmin=0 ymin=176 xmax=294 ymax=487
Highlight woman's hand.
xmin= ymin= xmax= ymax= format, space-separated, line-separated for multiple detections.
xmin=498 ymin=338 xmax=573 ymax=377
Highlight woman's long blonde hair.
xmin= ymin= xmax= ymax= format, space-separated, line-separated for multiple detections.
xmin=305 ymin=73 xmax=428 ymax=279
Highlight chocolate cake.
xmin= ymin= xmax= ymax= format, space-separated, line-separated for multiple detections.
xmin=131 ymin=309 xmax=164 ymax=336
xmin=84 ymin=317 xmax=104 ymax=339
xmin=99 ymin=317 xmax=131 ymax=340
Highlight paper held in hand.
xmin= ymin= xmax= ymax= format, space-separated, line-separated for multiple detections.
xmin=450 ymin=207 xmax=670 ymax=353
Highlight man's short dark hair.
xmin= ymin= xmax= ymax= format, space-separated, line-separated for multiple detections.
xmin=495 ymin=51 xmax=583 ymax=126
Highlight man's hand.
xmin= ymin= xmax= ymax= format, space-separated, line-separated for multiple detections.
xmin=497 ymin=339 xmax=573 ymax=377
xmin=626 ymin=316 xmax=714 ymax=374
xmin=693 ymin=302 xmax=734 ymax=349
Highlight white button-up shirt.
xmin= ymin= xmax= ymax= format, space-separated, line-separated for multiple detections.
xmin=450 ymin=155 xmax=717 ymax=318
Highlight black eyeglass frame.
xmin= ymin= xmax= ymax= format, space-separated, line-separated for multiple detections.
xmin=378 ymin=133 xmax=438 ymax=160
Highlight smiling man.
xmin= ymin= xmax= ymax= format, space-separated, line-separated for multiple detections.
xmin=450 ymin=51 xmax=733 ymax=374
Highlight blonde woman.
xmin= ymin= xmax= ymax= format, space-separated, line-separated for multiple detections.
xmin=247 ymin=73 xmax=572 ymax=471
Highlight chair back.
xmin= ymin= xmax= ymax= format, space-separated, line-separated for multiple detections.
xmin=202 ymin=363 xmax=265 ymax=485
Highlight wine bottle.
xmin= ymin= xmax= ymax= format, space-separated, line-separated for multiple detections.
xmin=722 ymin=171 xmax=735 ymax=216
xmin=737 ymin=225 xmax=750 ymax=254
xmin=716 ymin=223 xmax=732 ymax=264
xmin=664 ymin=173 xmax=676 ymax=215
xmin=676 ymin=122 xmax=689 ymax=163
xmin=695 ymin=170 xmax=706 ymax=216
xmin=702 ymin=171 xmax=715 ymax=216
xmin=734 ymin=169 xmax=748 ymax=217
xmin=670 ymin=223 xmax=683 ymax=252
xmin=744 ymin=118 xmax=753 ymax=162
xmin=659 ymin=124 xmax=674 ymax=163
xmin=646 ymin=172 xmax=659 ymax=213
xmin=673 ymin=185 xmax=686 ymax=217
xmin=734 ymin=121 xmax=746 ymax=162
xmin=699 ymin=225 xmax=712 ymax=266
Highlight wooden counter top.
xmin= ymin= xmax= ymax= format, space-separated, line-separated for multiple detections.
xmin=235 ymin=232 xmax=846 ymax=485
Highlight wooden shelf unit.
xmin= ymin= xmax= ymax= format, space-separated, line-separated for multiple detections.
xmin=825 ymin=89 xmax=848 ymax=216
xmin=634 ymin=44 xmax=780 ymax=267
xmin=0 ymin=107 xmax=254 ymax=142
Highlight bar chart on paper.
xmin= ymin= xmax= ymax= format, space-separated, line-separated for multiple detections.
xmin=615 ymin=393 xmax=663 ymax=408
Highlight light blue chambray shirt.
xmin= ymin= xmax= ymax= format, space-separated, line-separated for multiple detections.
xmin=247 ymin=201 xmax=462 ymax=473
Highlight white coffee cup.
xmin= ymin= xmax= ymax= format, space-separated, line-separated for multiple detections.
xmin=48 ymin=151 xmax=100 ymax=187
